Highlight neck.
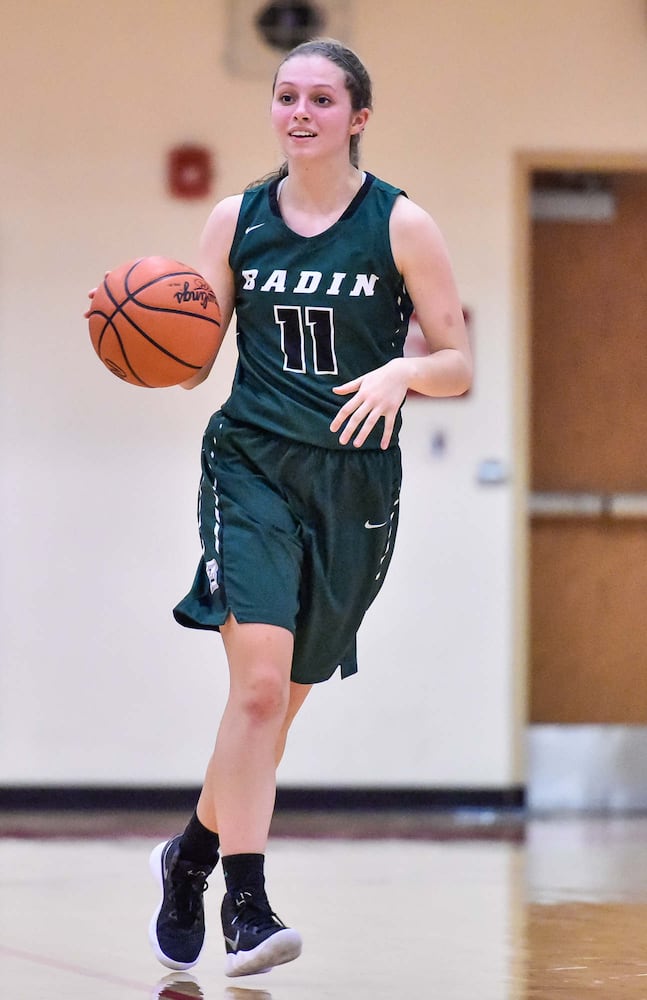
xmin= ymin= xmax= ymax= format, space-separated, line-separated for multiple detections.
xmin=280 ymin=161 xmax=363 ymax=212
xmin=276 ymin=162 xmax=365 ymax=238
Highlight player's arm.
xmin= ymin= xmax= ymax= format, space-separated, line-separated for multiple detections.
xmin=180 ymin=194 xmax=243 ymax=389
xmin=390 ymin=195 xmax=472 ymax=396
xmin=330 ymin=196 xmax=472 ymax=448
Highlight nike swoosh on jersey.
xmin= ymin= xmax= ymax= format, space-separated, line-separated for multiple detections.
xmin=245 ymin=223 xmax=265 ymax=235
xmin=364 ymin=520 xmax=388 ymax=529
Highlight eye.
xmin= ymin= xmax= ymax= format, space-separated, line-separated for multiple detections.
xmin=314 ymin=95 xmax=331 ymax=105
xmin=277 ymin=93 xmax=295 ymax=104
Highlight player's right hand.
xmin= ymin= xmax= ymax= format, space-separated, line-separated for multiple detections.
xmin=83 ymin=272 xmax=108 ymax=318
xmin=83 ymin=288 xmax=98 ymax=319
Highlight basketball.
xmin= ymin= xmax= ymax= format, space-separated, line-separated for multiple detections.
xmin=88 ymin=256 xmax=221 ymax=387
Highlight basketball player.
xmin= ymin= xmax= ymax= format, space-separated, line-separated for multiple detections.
xmin=148 ymin=39 xmax=472 ymax=978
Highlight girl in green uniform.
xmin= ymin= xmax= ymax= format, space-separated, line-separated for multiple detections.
xmin=149 ymin=38 xmax=472 ymax=979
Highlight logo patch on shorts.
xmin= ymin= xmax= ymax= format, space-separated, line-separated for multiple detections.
xmin=205 ymin=558 xmax=219 ymax=593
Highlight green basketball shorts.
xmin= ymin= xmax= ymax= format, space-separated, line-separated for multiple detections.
xmin=173 ymin=411 xmax=402 ymax=684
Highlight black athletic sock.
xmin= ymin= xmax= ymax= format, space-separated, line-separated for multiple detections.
xmin=222 ymin=853 xmax=265 ymax=896
xmin=178 ymin=809 xmax=220 ymax=867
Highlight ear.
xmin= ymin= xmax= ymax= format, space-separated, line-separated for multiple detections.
xmin=350 ymin=108 xmax=370 ymax=135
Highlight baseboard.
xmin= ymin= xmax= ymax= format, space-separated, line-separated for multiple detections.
xmin=0 ymin=785 xmax=525 ymax=812
xmin=277 ymin=786 xmax=525 ymax=811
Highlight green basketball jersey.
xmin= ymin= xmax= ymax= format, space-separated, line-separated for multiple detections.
xmin=223 ymin=173 xmax=413 ymax=450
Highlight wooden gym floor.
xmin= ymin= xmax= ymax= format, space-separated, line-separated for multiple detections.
xmin=2 ymin=810 xmax=647 ymax=999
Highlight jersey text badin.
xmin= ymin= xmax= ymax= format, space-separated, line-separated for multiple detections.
xmin=241 ymin=270 xmax=380 ymax=296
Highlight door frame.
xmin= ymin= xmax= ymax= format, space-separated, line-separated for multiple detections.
xmin=512 ymin=151 xmax=647 ymax=783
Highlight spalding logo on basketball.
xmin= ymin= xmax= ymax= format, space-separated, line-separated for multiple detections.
xmin=88 ymin=256 xmax=222 ymax=387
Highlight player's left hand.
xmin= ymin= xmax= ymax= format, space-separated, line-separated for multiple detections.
xmin=330 ymin=359 xmax=410 ymax=450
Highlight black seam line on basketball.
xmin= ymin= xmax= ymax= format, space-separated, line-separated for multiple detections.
xmin=124 ymin=264 xmax=221 ymax=328
xmin=109 ymin=308 xmax=204 ymax=368
xmin=95 ymin=312 xmax=151 ymax=386
xmin=95 ymin=298 xmax=203 ymax=370
xmin=97 ymin=306 xmax=203 ymax=372
xmin=97 ymin=269 xmax=155 ymax=385
xmin=112 ymin=262 xmax=221 ymax=329
xmin=125 ymin=265 xmax=212 ymax=294
xmin=99 ymin=263 xmax=210 ymax=369
xmin=121 ymin=300 xmax=221 ymax=326
xmin=96 ymin=315 xmax=151 ymax=386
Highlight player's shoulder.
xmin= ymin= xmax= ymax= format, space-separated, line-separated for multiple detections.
xmin=207 ymin=193 xmax=245 ymax=227
xmin=366 ymin=175 xmax=432 ymax=229
xmin=369 ymin=173 xmax=406 ymax=197
xmin=200 ymin=194 xmax=245 ymax=252
xmin=389 ymin=195 xmax=452 ymax=275
xmin=390 ymin=192 xmax=433 ymax=226
xmin=390 ymin=194 xmax=446 ymax=246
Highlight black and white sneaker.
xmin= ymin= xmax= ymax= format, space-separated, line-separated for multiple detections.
xmin=149 ymin=836 xmax=215 ymax=970
xmin=221 ymin=889 xmax=302 ymax=978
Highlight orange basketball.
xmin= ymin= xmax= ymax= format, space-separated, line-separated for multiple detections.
xmin=88 ymin=256 xmax=221 ymax=387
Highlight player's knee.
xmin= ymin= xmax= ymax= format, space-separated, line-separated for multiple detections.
xmin=236 ymin=667 xmax=289 ymax=727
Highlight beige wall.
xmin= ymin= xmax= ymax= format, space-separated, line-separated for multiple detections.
xmin=2 ymin=0 xmax=646 ymax=787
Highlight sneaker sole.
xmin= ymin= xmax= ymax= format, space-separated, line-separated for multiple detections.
xmin=148 ymin=840 xmax=202 ymax=972
xmin=224 ymin=928 xmax=302 ymax=978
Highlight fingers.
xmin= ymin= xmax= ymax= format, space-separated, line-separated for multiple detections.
xmin=83 ymin=287 xmax=98 ymax=319
xmin=336 ymin=399 xmax=374 ymax=447
xmin=84 ymin=272 xmax=108 ymax=318
xmin=380 ymin=413 xmax=396 ymax=451
xmin=329 ymin=396 xmax=356 ymax=435
xmin=330 ymin=388 xmax=395 ymax=449
xmin=330 ymin=362 xmax=407 ymax=449
xmin=331 ymin=378 xmax=360 ymax=396
xmin=347 ymin=406 xmax=395 ymax=450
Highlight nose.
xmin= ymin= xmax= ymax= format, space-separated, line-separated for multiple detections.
xmin=292 ymin=97 xmax=310 ymax=119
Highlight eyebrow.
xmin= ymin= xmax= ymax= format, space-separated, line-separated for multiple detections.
xmin=275 ymin=81 xmax=336 ymax=90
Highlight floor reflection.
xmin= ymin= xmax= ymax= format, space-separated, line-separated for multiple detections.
xmin=153 ymin=971 xmax=205 ymax=998
xmin=526 ymin=902 xmax=647 ymax=997
xmin=224 ymin=988 xmax=273 ymax=1000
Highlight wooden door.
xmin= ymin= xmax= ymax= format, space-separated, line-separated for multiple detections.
xmin=530 ymin=173 xmax=647 ymax=723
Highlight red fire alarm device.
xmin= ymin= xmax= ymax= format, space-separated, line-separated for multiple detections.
xmin=167 ymin=144 xmax=213 ymax=199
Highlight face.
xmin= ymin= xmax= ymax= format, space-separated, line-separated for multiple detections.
xmin=271 ymin=54 xmax=369 ymax=164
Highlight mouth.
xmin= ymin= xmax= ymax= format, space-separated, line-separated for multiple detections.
xmin=288 ymin=129 xmax=316 ymax=139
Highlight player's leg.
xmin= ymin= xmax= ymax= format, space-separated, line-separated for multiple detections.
xmin=207 ymin=616 xmax=294 ymax=853
xmin=148 ymin=651 xmax=310 ymax=973
xmin=194 ymin=677 xmax=311 ymax=834
xmin=205 ymin=616 xmax=303 ymax=977
xmin=274 ymin=679 xmax=312 ymax=768
xmin=151 ymin=419 xmax=308 ymax=973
